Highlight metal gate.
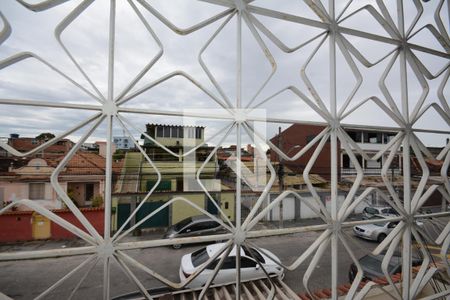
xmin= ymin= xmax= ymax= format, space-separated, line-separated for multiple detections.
xmin=0 ymin=1 xmax=449 ymax=300
xmin=117 ymin=202 xmax=169 ymax=229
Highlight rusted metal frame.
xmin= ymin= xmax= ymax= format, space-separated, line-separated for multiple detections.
xmin=34 ymin=254 xmax=98 ymax=300
xmin=116 ymin=71 xmax=230 ymax=111
xmin=198 ymin=11 xmax=237 ymax=108
xmin=112 ymin=254 xmax=153 ymax=300
xmin=0 ymin=52 xmax=103 ymax=103
xmin=54 ymin=0 xmax=106 ymax=103
xmin=0 ymin=12 xmax=11 ymax=45
xmin=198 ymin=245 xmax=233 ymax=299
xmin=113 ymin=0 xmax=164 ymax=103
xmin=303 ymin=132 xmax=332 ymax=221
xmin=241 ymin=10 xmax=277 ymax=110
xmin=240 ymin=122 xmax=277 ymax=228
xmin=115 ymin=241 xmax=233 ymax=289
xmin=114 ymin=196 xmax=234 ymax=243
xmin=137 ymin=0 xmax=234 ymax=35
xmin=50 ymin=116 xmax=106 ymax=244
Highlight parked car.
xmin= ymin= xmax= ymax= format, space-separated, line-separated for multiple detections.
xmin=349 ymin=252 xmax=423 ymax=283
xmin=362 ymin=206 xmax=399 ymax=219
xmin=353 ymin=215 xmax=399 ymax=242
xmin=163 ymin=215 xmax=225 ymax=249
xmin=179 ymin=243 xmax=284 ymax=288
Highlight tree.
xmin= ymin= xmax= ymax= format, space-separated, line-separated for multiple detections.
xmin=35 ymin=132 xmax=55 ymax=141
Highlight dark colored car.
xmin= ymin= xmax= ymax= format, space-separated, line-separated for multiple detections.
xmin=349 ymin=252 xmax=422 ymax=282
xmin=163 ymin=215 xmax=225 ymax=249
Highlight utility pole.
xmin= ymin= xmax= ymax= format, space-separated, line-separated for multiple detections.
xmin=278 ymin=127 xmax=284 ymax=228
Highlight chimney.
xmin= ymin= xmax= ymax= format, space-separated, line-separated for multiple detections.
xmin=9 ymin=133 xmax=19 ymax=139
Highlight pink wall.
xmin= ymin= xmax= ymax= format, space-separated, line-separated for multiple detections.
xmin=0 ymin=208 xmax=104 ymax=243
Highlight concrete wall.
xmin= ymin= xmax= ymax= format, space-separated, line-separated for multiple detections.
xmin=171 ymin=193 xmax=205 ymax=224
xmin=0 ymin=208 xmax=104 ymax=243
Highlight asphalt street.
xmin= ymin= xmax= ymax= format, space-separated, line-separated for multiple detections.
xmin=0 ymin=217 xmax=447 ymax=299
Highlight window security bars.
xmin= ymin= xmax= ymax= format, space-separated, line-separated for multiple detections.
xmin=0 ymin=1 xmax=449 ymax=299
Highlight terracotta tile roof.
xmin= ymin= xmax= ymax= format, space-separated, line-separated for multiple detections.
xmin=8 ymin=138 xmax=73 ymax=153
xmin=47 ymin=152 xmax=123 ymax=176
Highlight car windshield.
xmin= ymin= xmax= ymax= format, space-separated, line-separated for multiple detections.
xmin=360 ymin=255 xmax=398 ymax=274
xmin=242 ymin=247 xmax=265 ymax=264
xmin=191 ymin=247 xmax=210 ymax=267
xmin=174 ymin=217 xmax=193 ymax=231
xmin=369 ymin=216 xmax=387 ymax=227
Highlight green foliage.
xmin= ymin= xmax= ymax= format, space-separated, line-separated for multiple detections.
xmin=35 ymin=132 xmax=55 ymax=140
xmin=91 ymin=195 xmax=104 ymax=207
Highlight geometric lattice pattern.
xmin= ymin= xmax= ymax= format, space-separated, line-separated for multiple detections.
xmin=0 ymin=1 xmax=449 ymax=299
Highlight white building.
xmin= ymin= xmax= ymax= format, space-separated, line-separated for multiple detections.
xmin=113 ymin=136 xmax=134 ymax=150
xmin=341 ymin=129 xmax=402 ymax=176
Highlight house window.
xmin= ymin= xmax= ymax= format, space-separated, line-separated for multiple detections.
xmin=156 ymin=126 xmax=164 ymax=137
xmin=163 ymin=126 xmax=171 ymax=138
xmin=29 ymin=183 xmax=45 ymax=200
xmin=195 ymin=128 xmax=202 ymax=139
xmin=85 ymin=183 xmax=94 ymax=202
xmin=347 ymin=131 xmax=362 ymax=143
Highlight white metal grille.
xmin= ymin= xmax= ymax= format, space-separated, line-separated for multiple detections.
xmin=0 ymin=1 xmax=449 ymax=299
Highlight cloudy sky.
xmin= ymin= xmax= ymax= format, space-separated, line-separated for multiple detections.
xmin=0 ymin=0 xmax=448 ymax=150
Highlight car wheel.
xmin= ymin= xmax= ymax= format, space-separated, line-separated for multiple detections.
xmin=172 ymin=244 xmax=182 ymax=249
xmin=377 ymin=233 xmax=387 ymax=243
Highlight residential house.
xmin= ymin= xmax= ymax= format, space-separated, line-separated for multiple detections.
xmin=0 ymin=139 xmax=123 ymax=210
xmin=112 ymin=124 xmax=234 ymax=230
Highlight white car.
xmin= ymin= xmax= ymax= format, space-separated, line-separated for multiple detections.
xmin=362 ymin=206 xmax=398 ymax=219
xmin=179 ymin=243 xmax=284 ymax=288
